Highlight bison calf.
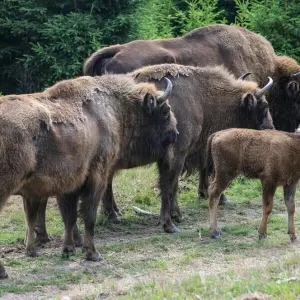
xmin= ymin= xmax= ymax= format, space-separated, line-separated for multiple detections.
xmin=207 ymin=128 xmax=299 ymax=242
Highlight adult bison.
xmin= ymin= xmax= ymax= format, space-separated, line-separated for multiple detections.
xmin=97 ymin=64 xmax=274 ymax=233
xmin=83 ymin=24 xmax=300 ymax=201
xmin=71 ymin=64 xmax=274 ymax=235
xmin=83 ymin=24 xmax=300 ymax=132
xmin=0 ymin=74 xmax=177 ymax=278
xmin=30 ymin=64 xmax=274 ymax=242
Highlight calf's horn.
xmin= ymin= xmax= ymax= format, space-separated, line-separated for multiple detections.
xmin=239 ymin=72 xmax=251 ymax=80
xmin=255 ymin=77 xmax=273 ymax=97
xmin=158 ymin=77 xmax=172 ymax=103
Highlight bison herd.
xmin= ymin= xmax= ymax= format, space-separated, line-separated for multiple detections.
xmin=1 ymin=24 xmax=300 ymax=279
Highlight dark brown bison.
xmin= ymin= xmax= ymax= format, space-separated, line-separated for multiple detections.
xmin=207 ymin=128 xmax=299 ymax=242
xmin=0 ymin=74 xmax=177 ymax=278
xmin=83 ymin=24 xmax=300 ymax=204
xmin=83 ymin=24 xmax=300 ymax=132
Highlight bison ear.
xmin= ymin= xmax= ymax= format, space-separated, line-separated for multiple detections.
xmin=286 ymin=81 xmax=300 ymax=97
xmin=241 ymin=93 xmax=257 ymax=111
xmin=143 ymin=93 xmax=156 ymax=116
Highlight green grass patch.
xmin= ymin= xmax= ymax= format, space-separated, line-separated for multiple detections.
xmin=1 ymin=168 xmax=300 ymax=298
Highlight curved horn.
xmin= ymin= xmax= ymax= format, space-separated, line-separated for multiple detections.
xmin=255 ymin=77 xmax=273 ymax=98
xmin=293 ymin=71 xmax=300 ymax=77
xmin=158 ymin=77 xmax=172 ymax=103
xmin=238 ymin=72 xmax=251 ymax=80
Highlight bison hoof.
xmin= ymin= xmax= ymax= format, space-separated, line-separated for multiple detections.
xmin=211 ymin=230 xmax=221 ymax=239
xmin=62 ymin=245 xmax=76 ymax=256
xmin=84 ymin=251 xmax=104 ymax=262
xmin=26 ymin=249 xmax=40 ymax=258
xmin=259 ymin=233 xmax=267 ymax=240
xmin=290 ymin=234 xmax=298 ymax=243
xmin=0 ymin=266 xmax=8 ymax=279
xmin=163 ymin=224 xmax=180 ymax=233
xmin=219 ymin=195 xmax=231 ymax=205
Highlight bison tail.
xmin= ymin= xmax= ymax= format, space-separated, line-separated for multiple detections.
xmin=83 ymin=44 xmax=122 ymax=76
xmin=206 ymin=133 xmax=216 ymax=177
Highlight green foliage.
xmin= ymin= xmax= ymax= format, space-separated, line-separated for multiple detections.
xmin=134 ymin=0 xmax=174 ymax=39
xmin=173 ymin=0 xmax=226 ymax=34
xmin=20 ymin=13 xmax=103 ymax=90
xmin=0 ymin=0 xmax=137 ymax=93
xmin=235 ymin=0 xmax=300 ymax=61
xmin=0 ymin=0 xmax=300 ymax=94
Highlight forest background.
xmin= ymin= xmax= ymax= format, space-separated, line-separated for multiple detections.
xmin=0 ymin=0 xmax=299 ymax=94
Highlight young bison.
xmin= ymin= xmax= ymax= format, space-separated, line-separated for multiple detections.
xmin=207 ymin=128 xmax=298 ymax=242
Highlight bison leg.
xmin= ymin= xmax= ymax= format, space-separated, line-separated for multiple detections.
xmin=101 ymin=179 xmax=121 ymax=224
xmin=283 ymin=183 xmax=297 ymax=242
xmin=170 ymin=180 xmax=183 ymax=223
xmin=198 ymin=168 xmax=230 ymax=205
xmin=35 ymin=197 xmax=51 ymax=244
xmin=23 ymin=196 xmax=40 ymax=257
xmin=158 ymin=159 xmax=184 ymax=233
xmin=198 ymin=167 xmax=209 ymax=199
xmin=73 ymin=223 xmax=83 ymax=247
xmin=58 ymin=193 xmax=80 ymax=255
xmin=80 ymin=174 xmax=105 ymax=262
xmin=258 ymin=182 xmax=276 ymax=239
xmin=209 ymin=174 xmax=234 ymax=238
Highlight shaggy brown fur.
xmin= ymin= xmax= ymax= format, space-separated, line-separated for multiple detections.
xmin=97 ymin=64 xmax=274 ymax=233
xmin=207 ymin=128 xmax=299 ymax=241
xmin=0 ymin=74 xmax=178 ymax=278
xmin=81 ymin=24 xmax=300 ymax=210
xmin=83 ymin=24 xmax=300 ymax=132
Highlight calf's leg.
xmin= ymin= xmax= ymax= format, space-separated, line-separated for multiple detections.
xmin=209 ymin=173 xmax=234 ymax=238
xmin=283 ymin=183 xmax=297 ymax=242
xmin=199 ymin=167 xmax=230 ymax=205
xmin=258 ymin=182 xmax=276 ymax=239
xmin=23 ymin=196 xmax=40 ymax=257
xmin=35 ymin=197 xmax=51 ymax=243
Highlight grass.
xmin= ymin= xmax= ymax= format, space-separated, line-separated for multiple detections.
xmin=0 ymin=165 xmax=300 ymax=299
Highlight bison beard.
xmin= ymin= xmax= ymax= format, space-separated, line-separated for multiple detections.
xmin=0 ymin=74 xmax=177 ymax=278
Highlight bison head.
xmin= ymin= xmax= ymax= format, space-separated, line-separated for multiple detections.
xmin=269 ymin=68 xmax=300 ymax=132
xmin=285 ymin=72 xmax=300 ymax=98
xmin=126 ymin=78 xmax=178 ymax=166
xmin=240 ymin=77 xmax=274 ymax=130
